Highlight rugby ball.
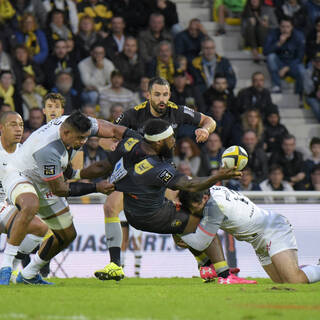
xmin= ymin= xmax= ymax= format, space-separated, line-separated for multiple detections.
xmin=221 ymin=146 xmax=248 ymax=170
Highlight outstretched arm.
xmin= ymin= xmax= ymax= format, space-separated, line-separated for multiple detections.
xmin=171 ymin=167 xmax=241 ymax=192
xmin=96 ymin=119 xmax=127 ymax=140
xmin=80 ymin=159 xmax=113 ymax=180
xmin=195 ymin=113 xmax=216 ymax=143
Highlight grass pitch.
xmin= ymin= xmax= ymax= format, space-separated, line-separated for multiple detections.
xmin=1 ymin=278 xmax=320 ymax=320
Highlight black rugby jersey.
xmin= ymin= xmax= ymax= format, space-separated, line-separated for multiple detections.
xmin=115 ymin=100 xmax=201 ymax=135
xmin=107 ymin=134 xmax=184 ymax=216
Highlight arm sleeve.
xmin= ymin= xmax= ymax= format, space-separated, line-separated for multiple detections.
xmin=88 ymin=116 xmax=99 ymax=136
xmin=179 ymin=106 xmax=202 ymax=126
xmin=33 ymin=147 xmax=63 ymax=181
xmin=114 ymin=109 xmax=134 ymax=128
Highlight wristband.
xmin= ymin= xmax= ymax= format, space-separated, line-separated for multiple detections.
xmin=68 ymin=182 xmax=97 ymax=197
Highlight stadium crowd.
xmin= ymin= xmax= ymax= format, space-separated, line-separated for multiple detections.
xmin=0 ymin=0 xmax=320 ymax=195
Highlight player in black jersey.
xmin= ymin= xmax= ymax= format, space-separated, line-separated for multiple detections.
xmin=92 ymin=77 xmax=217 ymax=280
xmin=80 ymin=119 xmax=242 ymax=280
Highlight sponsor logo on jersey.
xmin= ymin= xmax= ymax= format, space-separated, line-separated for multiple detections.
xmin=183 ymin=106 xmax=195 ymax=117
xmin=158 ymin=169 xmax=173 ymax=183
xmin=134 ymin=159 xmax=154 ymax=175
xmin=44 ymin=165 xmax=56 ymax=176
xmin=115 ymin=113 xmax=124 ymax=124
xmin=171 ymin=219 xmax=182 ymax=227
xmin=124 ymin=138 xmax=139 ymax=152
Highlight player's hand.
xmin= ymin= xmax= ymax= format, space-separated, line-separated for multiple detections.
xmin=216 ymin=166 xmax=242 ymax=180
xmin=96 ymin=180 xmax=115 ymax=195
xmin=195 ymin=128 xmax=209 ymax=143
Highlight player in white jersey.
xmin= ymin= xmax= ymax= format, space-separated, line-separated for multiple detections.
xmin=178 ymin=186 xmax=320 ymax=284
xmin=0 ymin=112 xmax=50 ymax=284
xmin=0 ymin=110 xmax=131 ymax=285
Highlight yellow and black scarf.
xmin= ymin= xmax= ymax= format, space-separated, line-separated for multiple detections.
xmin=156 ymin=57 xmax=175 ymax=84
xmin=0 ymin=84 xmax=15 ymax=109
xmin=25 ymin=32 xmax=40 ymax=57
xmin=0 ymin=0 xmax=16 ymax=20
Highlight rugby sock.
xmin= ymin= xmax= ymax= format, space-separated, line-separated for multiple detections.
xmin=134 ymin=249 xmax=142 ymax=277
xmin=301 ymin=265 xmax=320 ymax=283
xmin=18 ymin=234 xmax=43 ymax=254
xmin=1 ymin=244 xmax=19 ymax=268
xmin=120 ymin=250 xmax=126 ymax=267
xmin=21 ymin=252 xmax=49 ymax=279
xmin=105 ymin=217 xmax=122 ymax=266
xmin=214 ymin=261 xmax=230 ymax=279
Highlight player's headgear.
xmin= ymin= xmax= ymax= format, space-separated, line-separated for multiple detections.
xmin=144 ymin=119 xmax=174 ymax=142
xmin=64 ymin=110 xmax=92 ymax=133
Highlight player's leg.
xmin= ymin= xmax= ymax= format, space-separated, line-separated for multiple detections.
xmin=262 ymin=263 xmax=283 ymax=283
xmin=131 ymin=226 xmax=143 ymax=277
xmin=94 ymin=192 xmax=125 ymax=281
xmin=120 ymin=221 xmax=129 ymax=267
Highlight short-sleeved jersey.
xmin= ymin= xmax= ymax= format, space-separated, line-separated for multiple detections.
xmin=6 ymin=115 xmax=98 ymax=186
xmin=0 ymin=141 xmax=21 ymax=202
xmin=107 ymin=134 xmax=184 ymax=216
xmin=115 ymin=100 xmax=201 ymax=135
xmin=202 ymin=186 xmax=275 ymax=243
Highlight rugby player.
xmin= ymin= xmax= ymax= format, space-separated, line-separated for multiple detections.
xmin=80 ymin=119 xmax=245 ymax=281
xmin=95 ymin=77 xmax=217 ymax=280
xmin=0 ymin=110 xmax=131 ymax=284
xmin=179 ymin=186 xmax=320 ymax=284
xmin=0 ymin=112 xmax=49 ymax=285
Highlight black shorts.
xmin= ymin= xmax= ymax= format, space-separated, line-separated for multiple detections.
xmin=124 ymin=200 xmax=189 ymax=234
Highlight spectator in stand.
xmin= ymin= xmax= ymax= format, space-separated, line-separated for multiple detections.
xmin=204 ymin=132 xmax=225 ymax=170
xmin=109 ymin=103 xmax=124 ymax=123
xmin=241 ymin=0 xmax=278 ymax=62
xmin=113 ymin=37 xmax=145 ymax=92
xmin=304 ymin=51 xmax=320 ymax=122
xmin=190 ymin=38 xmax=236 ymax=94
xmin=45 ymin=9 xmax=73 ymax=51
xmin=304 ymin=164 xmax=320 ymax=191
xmin=133 ymin=77 xmax=150 ymax=104
xmin=173 ymin=137 xmax=211 ymax=176
xmin=77 ymin=0 xmax=113 ymax=35
xmin=102 ymin=16 xmax=126 ymax=61
xmin=170 ymin=71 xmax=205 ymax=112
xmin=242 ymin=129 xmax=268 ymax=183
xmin=0 ymin=39 xmax=11 ymax=72
xmin=260 ymin=164 xmax=296 ymax=203
xmin=12 ymin=45 xmax=45 ymax=93
xmin=0 ymin=0 xmax=18 ymax=32
xmin=0 ymin=71 xmax=23 ymax=116
xmin=146 ymin=41 xmax=177 ymax=84
xmin=149 ymin=0 xmax=182 ymax=35
xmin=236 ymin=71 xmax=273 ymax=118
xmin=269 ymin=134 xmax=305 ymax=189
xmin=44 ymin=39 xmax=82 ymax=91
xmin=51 ymin=71 xmax=80 ymax=114
xmin=20 ymin=75 xmax=43 ymax=121
xmin=227 ymin=167 xmax=261 ymax=191
xmin=110 ymin=0 xmax=149 ymax=36
xmin=209 ymin=98 xmax=241 ymax=147
xmin=305 ymin=17 xmax=320 ymax=64
xmin=78 ymin=43 xmax=115 ymax=105
xmin=174 ymin=19 xmax=207 ymax=64
xmin=14 ymin=13 xmax=49 ymax=65
xmin=275 ymin=0 xmax=308 ymax=33
xmin=24 ymin=107 xmax=45 ymax=131
xmin=177 ymin=161 xmax=194 ymax=177
xmin=202 ymin=73 xmax=236 ymax=115
xmin=81 ymin=104 xmax=97 ymax=118
xmin=241 ymin=108 xmax=265 ymax=147
xmin=98 ymin=70 xmax=137 ymax=120
xmin=305 ymin=0 xmax=320 ymax=26
xmin=214 ymin=0 xmax=247 ymax=36
xmin=263 ymin=16 xmax=305 ymax=94
xmin=303 ymin=137 xmax=320 ymax=182
xmin=12 ymin=0 xmax=47 ymax=29
xmin=176 ymin=55 xmax=193 ymax=85
xmin=138 ymin=13 xmax=173 ymax=64
xmin=263 ymin=105 xmax=289 ymax=154
xmin=0 ymin=103 xmax=11 ymax=117
xmin=43 ymin=0 xmax=79 ymax=34
xmin=74 ymin=15 xmax=102 ymax=61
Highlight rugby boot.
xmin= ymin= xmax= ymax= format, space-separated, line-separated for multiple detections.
xmin=94 ymin=262 xmax=125 ymax=281
xmin=0 ymin=267 xmax=12 ymax=285
xmin=16 ymin=272 xmax=53 ymax=285
xmin=218 ymin=273 xmax=257 ymax=284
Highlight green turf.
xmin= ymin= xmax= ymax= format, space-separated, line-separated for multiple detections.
xmin=1 ymin=278 xmax=320 ymax=320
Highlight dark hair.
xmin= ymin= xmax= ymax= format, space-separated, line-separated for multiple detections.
xmin=269 ymin=164 xmax=283 ymax=175
xmin=64 ymin=110 xmax=92 ymax=133
xmin=214 ymin=73 xmax=227 ymax=81
xmin=175 ymin=137 xmax=201 ymax=157
xmin=144 ymin=119 xmax=170 ymax=136
xmin=90 ymin=41 xmax=105 ymax=52
xmin=111 ymin=70 xmax=123 ymax=79
xmin=282 ymin=133 xmax=296 ymax=142
xmin=0 ymin=111 xmax=20 ymax=124
xmin=310 ymin=137 xmax=320 ymax=148
xmin=311 ymin=164 xmax=320 ymax=174
xmin=178 ymin=189 xmax=209 ymax=211
xmin=280 ymin=16 xmax=294 ymax=25
xmin=251 ymin=71 xmax=264 ymax=80
xmin=44 ymin=92 xmax=65 ymax=109
xmin=148 ymin=77 xmax=170 ymax=92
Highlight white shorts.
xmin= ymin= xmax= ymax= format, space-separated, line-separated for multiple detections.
xmin=0 ymin=201 xmax=17 ymax=234
xmin=2 ymin=169 xmax=73 ymax=230
xmin=252 ymin=213 xmax=298 ymax=266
